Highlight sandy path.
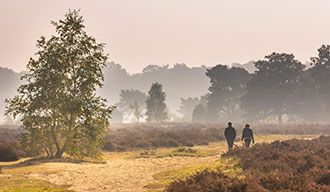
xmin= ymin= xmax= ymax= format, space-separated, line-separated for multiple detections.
xmin=28 ymin=155 xmax=220 ymax=192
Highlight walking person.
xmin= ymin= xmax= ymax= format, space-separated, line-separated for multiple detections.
xmin=224 ymin=122 xmax=236 ymax=150
xmin=241 ymin=124 xmax=254 ymax=147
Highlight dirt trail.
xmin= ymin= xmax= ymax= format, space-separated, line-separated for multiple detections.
xmin=27 ymin=155 xmax=220 ymax=192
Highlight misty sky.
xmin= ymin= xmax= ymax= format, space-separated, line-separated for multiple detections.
xmin=1 ymin=0 xmax=330 ymax=73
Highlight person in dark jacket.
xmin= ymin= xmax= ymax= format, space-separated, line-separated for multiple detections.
xmin=224 ymin=122 xmax=236 ymax=150
xmin=241 ymin=124 xmax=254 ymax=147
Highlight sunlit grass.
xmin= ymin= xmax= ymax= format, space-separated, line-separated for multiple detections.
xmin=0 ymin=133 xmax=324 ymax=192
xmin=144 ymin=157 xmax=242 ymax=191
xmin=0 ymin=178 xmax=73 ymax=192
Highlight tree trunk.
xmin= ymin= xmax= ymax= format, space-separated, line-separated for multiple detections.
xmin=44 ymin=147 xmax=50 ymax=157
xmin=55 ymin=149 xmax=64 ymax=158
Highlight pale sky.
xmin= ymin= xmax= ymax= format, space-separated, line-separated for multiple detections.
xmin=1 ymin=0 xmax=330 ymax=73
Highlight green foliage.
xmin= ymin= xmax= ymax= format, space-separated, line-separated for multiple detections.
xmin=145 ymin=82 xmax=168 ymax=123
xmin=5 ymin=10 xmax=113 ymax=159
xmin=307 ymin=45 xmax=330 ymax=121
xmin=241 ymin=52 xmax=305 ymax=123
xmin=206 ymin=65 xmax=250 ymax=122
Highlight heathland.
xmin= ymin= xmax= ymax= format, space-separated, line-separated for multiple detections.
xmin=0 ymin=123 xmax=329 ymax=191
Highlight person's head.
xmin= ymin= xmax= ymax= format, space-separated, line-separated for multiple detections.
xmin=228 ymin=122 xmax=232 ymax=127
xmin=245 ymin=124 xmax=250 ymax=128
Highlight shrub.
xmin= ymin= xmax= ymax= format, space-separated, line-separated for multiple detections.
xmin=103 ymin=123 xmax=226 ymax=152
xmin=167 ymin=136 xmax=330 ymax=192
xmin=0 ymin=142 xmax=20 ymax=162
xmin=136 ymin=141 xmax=151 ymax=148
xmin=166 ymin=169 xmax=255 ymax=192
xmin=167 ymin=140 xmax=179 ymax=147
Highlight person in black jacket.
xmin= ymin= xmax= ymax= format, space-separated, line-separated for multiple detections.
xmin=241 ymin=124 xmax=254 ymax=147
xmin=224 ymin=122 xmax=236 ymax=150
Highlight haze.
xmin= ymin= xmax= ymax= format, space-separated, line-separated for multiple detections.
xmin=1 ymin=0 xmax=330 ymax=73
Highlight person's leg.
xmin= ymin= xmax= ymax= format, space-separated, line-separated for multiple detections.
xmin=245 ymin=138 xmax=251 ymax=147
xmin=227 ymin=139 xmax=234 ymax=149
xmin=229 ymin=139 xmax=234 ymax=149
xmin=227 ymin=140 xmax=230 ymax=149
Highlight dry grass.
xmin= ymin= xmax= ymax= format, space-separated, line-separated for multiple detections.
xmin=1 ymin=134 xmax=322 ymax=192
xmin=166 ymin=135 xmax=330 ymax=192
xmin=0 ymin=178 xmax=74 ymax=192
xmin=0 ymin=123 xmax=328 ymax=192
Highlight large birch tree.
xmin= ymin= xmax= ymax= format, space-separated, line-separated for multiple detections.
xmin=6 ymin=10 xmax=113 ymax=159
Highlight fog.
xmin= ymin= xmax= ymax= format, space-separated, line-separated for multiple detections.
xmin=2 ymin=53 xmax=330 ymax=124
xmin=1 ymin=1 xmax=330 ymax=124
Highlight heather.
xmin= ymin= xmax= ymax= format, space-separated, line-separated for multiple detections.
xmin=166 ymin=136 xmax=330 ymax=192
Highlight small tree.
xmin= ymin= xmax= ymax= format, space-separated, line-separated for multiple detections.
xmin=116 ymin=89 xmax=146 ymax=122
xmin=129 ymin=101 xmax=143 ymax=123
xmin=116 ymin=89 xmax=147 ymax=110
xmin=178 ymin=97 xmax=200 ymax=122
xmin=192 ymin=103 xmax=208 ymax=123
xmin=5 ymin=10 xmax=113 ymax=159
xmin=145 ymin=82 xmax=167 ymax=123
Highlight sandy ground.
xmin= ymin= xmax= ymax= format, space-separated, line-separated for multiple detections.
xmin=25 ymin=155 xmax=220 ymax=192
xmin=5 ymin=135 xmax=311 ymax=191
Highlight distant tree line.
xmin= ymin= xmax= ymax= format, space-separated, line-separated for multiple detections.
xmin=191 ymin=45 xmax=330 ymax=123
xmin=113 ymin=46 xmax=330 ymax=124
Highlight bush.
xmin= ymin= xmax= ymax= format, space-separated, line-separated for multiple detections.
xmin=166 ymin=169 xmax=255 ymax=192
xmin=167 ymin=140 xmax=179 ymax=147
xmin=103 ymin=123 xmax=330 ymax=152
xmin=0 ymin=142 xmax=20 ymax=162
xmin=167 ymin=136 xmax=330 ymax=192
xmin=136 ymin=141 xmax=151 ymax=148
xmin=103 ymin=123 xmax=225 ymax=152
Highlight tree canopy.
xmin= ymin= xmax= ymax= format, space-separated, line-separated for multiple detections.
xmin=115 ymin=89 xmax=146 ymax=122
xmin=307 ymin=45 xmax=330 ymax=121
xmin=241 ymin=52 xmax=305 ymax=123
xmin=178 ymin=97 xmax=200 ymax=122
xmin=145 ymin=82 xmax=168 ymax=123
xmin=206 ymin=65 xmax=250 ymax=122
xmin=192 ymin=103 xmax=208 ymax=123
xmin=5 ymin=10 xmax=113 ymax=158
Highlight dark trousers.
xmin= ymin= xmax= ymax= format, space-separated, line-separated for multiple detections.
xmin=244 ymin=138 xmax=251 ymax=147
xmin=227 ymin=139 xmax=234 ymax=149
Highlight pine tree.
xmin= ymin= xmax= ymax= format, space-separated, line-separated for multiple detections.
xmin=145 ymin=82 xmax=167 ymax=123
